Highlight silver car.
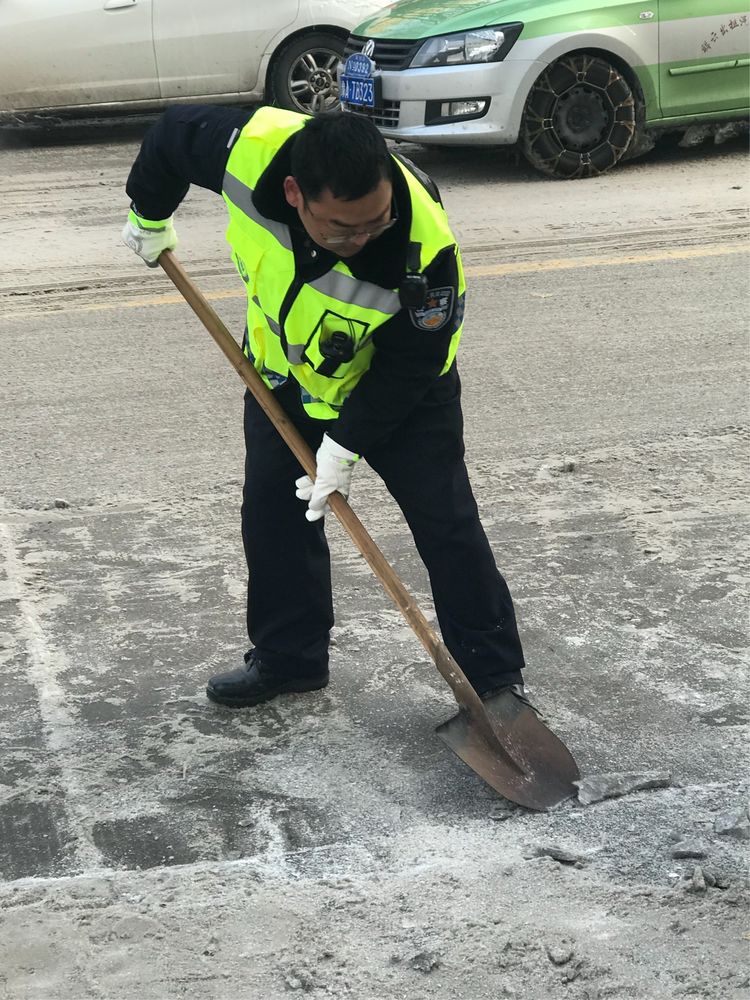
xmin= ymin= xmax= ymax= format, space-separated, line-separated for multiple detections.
xmin=0 ymin=0 xmax=389 ymax=123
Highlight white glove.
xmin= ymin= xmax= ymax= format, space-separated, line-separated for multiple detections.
xmin=295 ymin=433 xmax=360 ymax=522
xmin=121 ymin=209 xmax=178 ymax=267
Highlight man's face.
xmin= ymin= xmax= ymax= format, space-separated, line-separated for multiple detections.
xmin=284 ymin=177 xmax=395 ymax=258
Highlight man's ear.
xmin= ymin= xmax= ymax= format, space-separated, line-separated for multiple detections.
xmin=284 ymin=176 xmax=303 ymax=209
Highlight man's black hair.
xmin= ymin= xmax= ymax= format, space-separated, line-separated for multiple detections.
xmin=290 ymin=112 xmax=392 ymax=203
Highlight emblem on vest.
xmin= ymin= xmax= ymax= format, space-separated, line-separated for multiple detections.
xmin=235 ymin=253 xmax=250 ymax=285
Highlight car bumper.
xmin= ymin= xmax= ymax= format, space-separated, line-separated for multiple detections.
xmin=342 ymin=60 xmax=546 ymax=145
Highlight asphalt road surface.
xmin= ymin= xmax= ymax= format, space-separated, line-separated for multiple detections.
xmin=0 ymin=119 xmax=748 ymax=1000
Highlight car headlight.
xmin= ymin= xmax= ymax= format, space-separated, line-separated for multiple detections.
xmin=411 ymin=24 xmax=524 ymax=68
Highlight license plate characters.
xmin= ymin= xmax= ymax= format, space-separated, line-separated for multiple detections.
xmin=340 ymin=51 xmax=375 ymax=108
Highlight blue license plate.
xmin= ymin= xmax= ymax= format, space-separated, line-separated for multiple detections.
xmin=340 ymin=75 xmax=375 ymax=108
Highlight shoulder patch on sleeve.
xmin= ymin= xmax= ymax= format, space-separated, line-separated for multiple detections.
xmin=410 ymin=286 xmax=454 ymax=331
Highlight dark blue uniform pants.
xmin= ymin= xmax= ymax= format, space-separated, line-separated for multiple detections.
xmin=241 ymin=368 xmax=525 ymax=695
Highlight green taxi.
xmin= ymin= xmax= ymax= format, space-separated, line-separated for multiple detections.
xmin=340 ymin=0 xmax=750 ymax=177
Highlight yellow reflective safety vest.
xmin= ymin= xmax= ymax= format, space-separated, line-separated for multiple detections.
xmin=222 ymin=106 xmax=465 ymax=420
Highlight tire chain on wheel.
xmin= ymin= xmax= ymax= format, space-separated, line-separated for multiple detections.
xmin=521 ymin=54 xmax=636 ymax=179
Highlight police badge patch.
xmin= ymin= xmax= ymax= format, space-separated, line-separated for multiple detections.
xmin=410 ymin=286 xmax=454 ymax=331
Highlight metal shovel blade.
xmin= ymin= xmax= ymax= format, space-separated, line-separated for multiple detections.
xmin=436 ymin=688 xmax=580 ymax=811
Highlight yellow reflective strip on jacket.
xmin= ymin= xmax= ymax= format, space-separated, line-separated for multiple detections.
xmin=221 ymin=106 xmax=465 ymax=420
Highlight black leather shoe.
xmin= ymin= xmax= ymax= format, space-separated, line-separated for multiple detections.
xmin=206 ymin=652 xmax=328 ymax=708
xmin=480 ymin=683 xmax=544 ymax=719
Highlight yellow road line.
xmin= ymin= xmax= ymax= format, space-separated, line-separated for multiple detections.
xmin=465 ymin=241 xmax=749 ymax=277
xmin=4 ymin=241 xmax=749 ymax=318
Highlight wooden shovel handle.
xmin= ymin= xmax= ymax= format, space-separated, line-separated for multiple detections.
xmin=159 ymin=251 xmax=488 ymax=717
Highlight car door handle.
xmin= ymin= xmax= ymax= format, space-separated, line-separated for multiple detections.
xmin=104 ymin=0 xmax=137 ymax=9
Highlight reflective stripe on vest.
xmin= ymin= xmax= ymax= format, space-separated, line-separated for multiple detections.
xmin=222 ymin=106 xmax=465 ymax=420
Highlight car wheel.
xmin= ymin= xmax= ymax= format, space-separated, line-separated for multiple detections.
xmin=520 ymin=54 xmax=636 ymax=179
xmin=270 ymin=31 xmax=345 ymax=115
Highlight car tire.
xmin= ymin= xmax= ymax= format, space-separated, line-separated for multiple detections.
xmin=270 ymin=31 xmax=346 ymax=115
xmin=519 ymin=54 xmax=636 ymax=179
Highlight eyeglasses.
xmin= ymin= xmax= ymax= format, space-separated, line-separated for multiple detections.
xmin=305 ymin=202 xmax=399 ymax=246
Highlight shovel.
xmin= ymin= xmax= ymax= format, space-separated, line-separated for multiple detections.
xmin=158 ymin=250 xmax=580 ymax=810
